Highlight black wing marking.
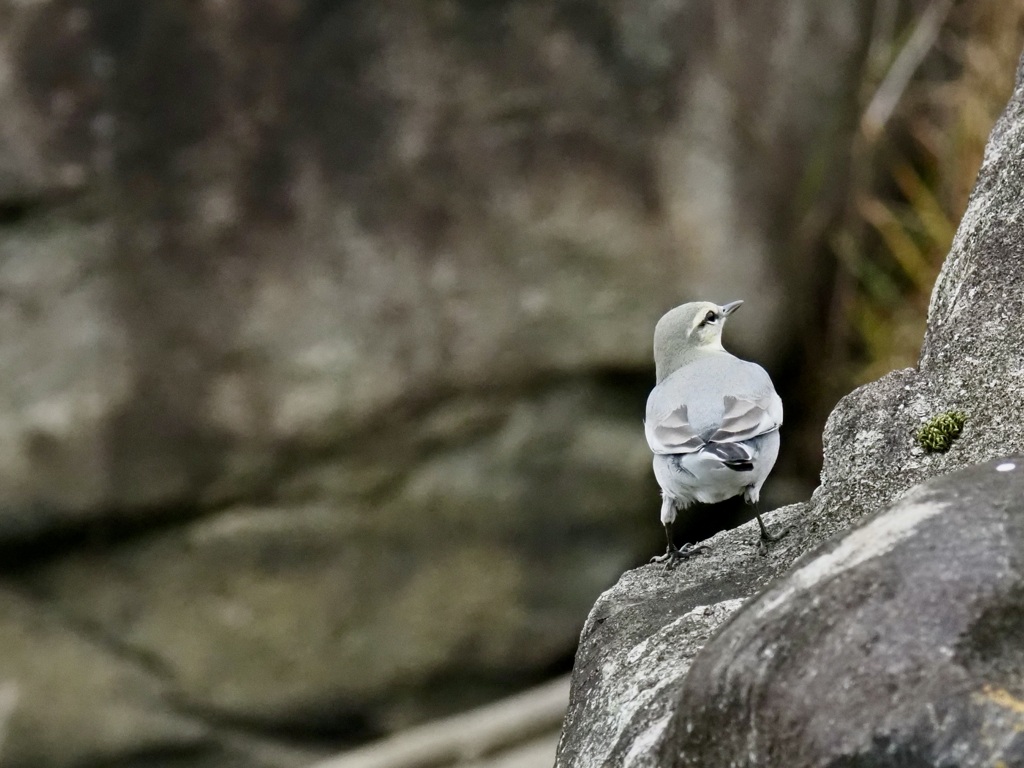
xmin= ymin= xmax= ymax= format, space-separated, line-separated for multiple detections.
xmin=704 ymin=441 xmax=754 ymax=472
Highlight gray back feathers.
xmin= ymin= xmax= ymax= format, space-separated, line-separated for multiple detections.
xmin=645 ymin=352 xmax=782 ymax=455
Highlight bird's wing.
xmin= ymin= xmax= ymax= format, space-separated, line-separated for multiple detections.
xmin=644 ymin=404 xmax=704 ymax=455
xmin=707 ymin=393 xmax=783 ymax=443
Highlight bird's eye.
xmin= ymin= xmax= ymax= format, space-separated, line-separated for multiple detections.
xmin=703 ymin=310 xmax=718 ymax=324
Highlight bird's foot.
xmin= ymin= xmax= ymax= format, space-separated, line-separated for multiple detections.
xmin=761 ymin=525 xmax=789 ymax=543
xmin=756 ymin=526 xmax=790 ymax=557
xmin=651 ymin=543 xmax=710 ymax=570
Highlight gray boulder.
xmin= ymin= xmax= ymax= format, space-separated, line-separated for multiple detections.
xmin=555 ymin=503 xmax=811 ymax=768
xmin=0 ymin=0 xmax=867 ymax=534
xmin=671 ymin=458 xmax=1024 ymax=767
xmin=0 ymin=587 xmax=208 ymax=768
xmin=556 ymin=51 xmax=1024 ymax=768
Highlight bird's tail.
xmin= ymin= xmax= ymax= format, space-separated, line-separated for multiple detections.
xmin=703 ymin=441 xmax=754 ymax=472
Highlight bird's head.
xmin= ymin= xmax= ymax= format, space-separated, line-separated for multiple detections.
xmin=653 ymin=300 xmax=743 ymax=381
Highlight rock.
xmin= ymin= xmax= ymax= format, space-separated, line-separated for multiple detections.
xmin=0 ymin=0 xmax=866 ymax=530
xmin=0 ymin=0 xmax=874 ymax=762
xmin=0 ymin=5 xmax=60 ymax=201
xmin=554 ymin=502 xmax=811 ymax=768
xmin=812 ymin=49 xmax=1024 ymax=529
xmin=0 ymin=220 xmax=126 ymax=539
xmin=556 ymin=51 xmax=1024 ymax=768
xmin=557 ymin=590 xmax=746 ymax=768
xmin=0 ymin=586 xmax=208 ymax=768
xmin=672 ymin=458 xmax=1024 ymax=767
xmin=27 ymin=508 xmax=598 ymax=727
xmin=22 ymin=382 xmax=647 ymax=731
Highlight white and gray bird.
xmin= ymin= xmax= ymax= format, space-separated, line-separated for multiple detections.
xmin=644 ymin=300 xmax=787 ymax=565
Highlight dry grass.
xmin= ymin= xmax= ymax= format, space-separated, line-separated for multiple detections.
xmin=826 ymin=1 xmax=1024 ymax=389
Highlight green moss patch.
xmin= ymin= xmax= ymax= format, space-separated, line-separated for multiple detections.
xmin=915 ymin=411 xmax=967 ymax=453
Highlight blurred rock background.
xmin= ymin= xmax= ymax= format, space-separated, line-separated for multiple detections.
xmin=0 ymin=0 xmax=1019 ymax=766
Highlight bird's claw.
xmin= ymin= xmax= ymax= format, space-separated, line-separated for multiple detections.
xmin=651 ymin=543 xmax=710 ymax=570
xmin=756 ymin=526 xmax=790 ymax=557
xmin=761 ymin=526 xmax=789 ymax=543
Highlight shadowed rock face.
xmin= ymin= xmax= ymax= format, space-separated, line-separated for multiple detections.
xmin=556 ymin=53 xmax=1024 ymax=768
xmin=0 ymin=0 xmax=872 ymax=764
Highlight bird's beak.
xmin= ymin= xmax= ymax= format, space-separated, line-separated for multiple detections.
xmin=720 ymin=300 xmax=743 ymax=316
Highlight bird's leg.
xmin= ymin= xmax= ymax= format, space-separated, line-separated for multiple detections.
xmin=753 ymin=505 xmax=789 ymax=556
xmin=650 ymin=521 xmax=709 ymax=569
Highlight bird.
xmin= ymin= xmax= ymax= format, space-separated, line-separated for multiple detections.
xmin=643 ymin=300 xmax=786 ymax=566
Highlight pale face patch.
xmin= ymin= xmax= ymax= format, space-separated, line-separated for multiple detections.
xmin=688 ymin=304 xmax=726 ymax=349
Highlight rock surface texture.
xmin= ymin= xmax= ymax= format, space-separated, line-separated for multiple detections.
xmin=0 ymin=1 xmax=873 ymax=765
xmin=674 ymin=459 xmax=1024 ymax=767
xmin=556 ymin=52 xmax=1024 ymax=768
